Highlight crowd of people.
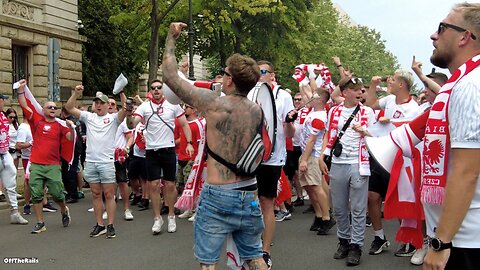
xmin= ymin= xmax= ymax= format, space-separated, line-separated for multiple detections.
xmin=1 ymin=3 xmax=479 ymax=270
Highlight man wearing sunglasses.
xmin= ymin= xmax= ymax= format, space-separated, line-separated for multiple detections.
xmin=127 ymin=79 xmax=194 ymax=235
xmin=16 ymin=79 xmax=74 ymax=233
xmin=66 ymin=86 xmax=127 ymax=239
xmin=163 ymin=22 xmax=268 ymax=270
xmin=256 ymin=60 xmax=295 ymax=269
xmin=422 ymin=3 xmax=480 ymax=270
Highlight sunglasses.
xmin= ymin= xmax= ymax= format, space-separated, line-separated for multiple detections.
xmin=261 ymin=69 xmax=272 ymax=76
xmin=150 ymin=85 xmax=162 ymax=90
xmin=293 ymin=98 xmax=302 ymax=101
xmin=348 ymin=77 xmax=363 ymax=85
xmin=46 ymin=105 xmax=58 ymax=110
xmin=8 ymin=116 xmax=16 ymax=119
xmin=437 ymin=22 xmax=477 ymax=40
xmin=183 ymin=104 xmax=194 ymax=109
xmin=220 ymin=68 xmax=231 ymax=77
xmin=109 ymin=102 xmax=116 ymax=106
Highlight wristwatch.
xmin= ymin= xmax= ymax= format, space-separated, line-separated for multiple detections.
xmin=187 ymin=141 xmax=192 ymax=144
xmin=430 ymin=237 xmax=452 ymax=251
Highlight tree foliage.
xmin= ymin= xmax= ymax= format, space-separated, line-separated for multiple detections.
xmin=79 ymin=0 xmax=399 ymax=95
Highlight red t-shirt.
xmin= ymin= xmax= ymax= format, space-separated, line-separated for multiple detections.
xmin=177 ymin=118 xmax=202 ymax=161
xmin=27 ymin=111 xmax=67 ymax=165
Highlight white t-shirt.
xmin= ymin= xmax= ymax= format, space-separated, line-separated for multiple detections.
xmin=376 ymin=94 xmax=420 ymax=134
xmin=8 ymin=123 xmax=17 ymax=149
xmin=300 ymin=110 xmax=326 ymax=157
xmin=423 ymin=67 xmax=480 ymax=248
xmin=80 ymin=111 xmax=120 ymax=162
xmin=258 ymin=87 xmax=294 ymax=166
xmin=326 ymin=105 xmax=375 ymax=164
xmin=16 ymin=123 xmax=32 ymax=159
xmin=293 ymin=107 xmax=312 ymax=147
xmin=114 ymin=120 xmax=132 ymax=149
xmin=134 ymin=99 xmax=184 ymax=150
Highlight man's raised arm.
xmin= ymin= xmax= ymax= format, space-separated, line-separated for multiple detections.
xmin=162 ymin=22 xmax=216 ymax=111
xmin=65 ymin=85 xmax=84 ymax=119
xmin=16 ymin=79 xmax=32 ymax=119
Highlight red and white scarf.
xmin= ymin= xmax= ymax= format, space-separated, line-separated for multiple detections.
xmin=292 ymin=64 xmax=336 ymax=92
xmin=175 ymin=118 xmax=206 ymax=211
xmin=326 ymin=102 xmax=370 ymax=175
xmin=421 ymin=54 xmax=480 ymax=205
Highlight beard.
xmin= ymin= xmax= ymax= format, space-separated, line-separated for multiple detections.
xmin=430 ymin=48 xmax=452 ymax=69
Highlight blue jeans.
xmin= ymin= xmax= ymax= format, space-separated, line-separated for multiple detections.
xmin=194 ymin=183 xmax=264 ymax=265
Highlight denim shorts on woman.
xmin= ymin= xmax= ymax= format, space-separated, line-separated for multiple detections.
xmin=194 ymin=183 xmax=264 ymax=265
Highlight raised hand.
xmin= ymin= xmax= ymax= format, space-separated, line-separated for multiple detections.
xmin=169 ymin=22 xmax=187 ymax=40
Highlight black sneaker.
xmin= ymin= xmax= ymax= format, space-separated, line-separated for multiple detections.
xmin=317 ymin=218 xmax=336 ymax=235
xmin=369 ymin=236 xmax=390 ymax=255
xmin=31 ymin=222 xmax=46 ymax=234
xmin=284 ymin=202 xmax=294 ymax=213
xmin=262 ymin=251 xmax=272 ymax=270
xmin=89 ymin=224 xmax=106 ymax=237
xmin=310 ymin=217 xmax=324 ymax=231
xmin=130 ymin=195 xmax=141 ymax=206
xmin=62 ymin=207 xmax=71 ymax=227
xmin=106 ymin=224 xmax=116 ymax=239
xmin=42 ymin=201 xmax=57 ymax=213
xmin=346 ymin=244 xmax=362 ymax=266
xmin=366 ymin=215 xmax=372 ymax=227
xmin=302 ymin=204 xmax=314 ymax=214
xmin=23 ymin=204 xmax=31 ymax=215
xmin=292 ymin=197 xmax=304 ymax=206
xmin=137 ymin=199 xmax=149 ymax=211
xmin=334 ymin=238 xmax=350 ymax=259
xmin=394 ymin=243 xmax=416 ymax=257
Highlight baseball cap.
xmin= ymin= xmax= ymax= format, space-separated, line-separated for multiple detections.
xmin=93 ymin=93 xmax=108 ymax=103
xmin=0 ymin=94 xmax=9 ymax=100
xmin=426 ymin=72 xmax=448 ymax=86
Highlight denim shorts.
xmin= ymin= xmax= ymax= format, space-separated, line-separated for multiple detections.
xmin=84 ymin=161 xmax=116 ymax=184
xmin=194 ymin=183 xmax=264 ymax=265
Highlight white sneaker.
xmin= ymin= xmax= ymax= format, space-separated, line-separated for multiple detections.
xmin=87 ymin=207 xmax=94 ymax=212
xmin=124 ymin=209 xmax=134 ymax=221
xmin=188 ymin=212 xmax=196 ymax=222
xmin=10 ymin=212 xmax=28 ymax=225
xmin=410 ymin=238 xmax=429 ymax=265
xmin=152 ymin=216 xmax=163 ymax=235
xmin=178 ymin=210 xmax=194 ymax=219
xmin=102 ymin=211 xmax=108 ymax=220
xmin=167 ymin=215 xmax=176 ymax=233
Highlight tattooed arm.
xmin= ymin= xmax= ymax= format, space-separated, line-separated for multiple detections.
xmin=162 ymin=22 xmax=217 ymax=113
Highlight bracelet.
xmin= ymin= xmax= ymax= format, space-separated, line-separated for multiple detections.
xmin=336 ymin=64 xmax=343 ymax=68
xmin=17 ymin=92 xmax=25 ymax=95
xmin=187 ymin=141 xmax=192 ymax=144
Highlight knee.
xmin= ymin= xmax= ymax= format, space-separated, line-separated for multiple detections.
xmin=368 ymin=192 xmax=381 ymax=204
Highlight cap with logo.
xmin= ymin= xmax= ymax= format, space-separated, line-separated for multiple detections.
xmin=93 ymin=93 xmax=108 ymax=103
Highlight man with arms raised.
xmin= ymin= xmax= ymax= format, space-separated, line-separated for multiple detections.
xmin=162 ymin=22 xmax=268 ymax=270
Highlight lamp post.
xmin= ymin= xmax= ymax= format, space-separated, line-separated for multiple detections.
xmin=188 ymin=0 xmax=195 ymax=80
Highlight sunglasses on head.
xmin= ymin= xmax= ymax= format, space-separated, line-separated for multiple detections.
xmin=150 ymin=85 xmax=162 ymax=90
xmin=437 ymin=22 xmax=477 ymax=40
xmin=46 ymin=105 xmax=58 ymax=110
xmin=220 ymin=68 xmax=231 ymax=77
xmin=260 ymin=69 xmax=272 ymax=76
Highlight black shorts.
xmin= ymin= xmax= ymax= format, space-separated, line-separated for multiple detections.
xmin=114 ymin=161 xmax=128 ymax=183
xmin=368 ymin=156 xmax=390 ymax=198
xmin=128 ymin=156 xmax=147 ymax=180
xmin=257 ymin=165 xmax=282 ymax=198
xmin=446 ymin=247 xmax=480 ymax=270
xmin=284 ymin=146 xmax=302 ymax=180
xmin=145 ymin=147 xmax=176 ymax=181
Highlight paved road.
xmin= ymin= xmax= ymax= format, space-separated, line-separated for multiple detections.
xmin=1 ymin=194 xmax=421 ymax=270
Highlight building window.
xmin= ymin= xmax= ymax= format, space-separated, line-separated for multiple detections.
xmin=12 ymin=45 xmax=30 ymax=97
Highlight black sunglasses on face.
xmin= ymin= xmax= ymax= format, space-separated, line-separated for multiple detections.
xmin=293 ymin=98 xmax=302 ymax=101
xmin=46 ymin=106 xmax=58 ymax=110
xmin=150 ymin=85 xmax=162 ymax=90
xmin=437 ymin=22 xmax=477 ymax=40
xmin=220 ymin=68 xmax=231 ymax=77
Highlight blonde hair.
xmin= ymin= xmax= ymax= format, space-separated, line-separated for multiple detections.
xmin=394 ymin=69 xmax=414 ymax=91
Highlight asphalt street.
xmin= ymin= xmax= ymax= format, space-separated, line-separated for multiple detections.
xmin=1 ymin=194 xmax=421 ymax=270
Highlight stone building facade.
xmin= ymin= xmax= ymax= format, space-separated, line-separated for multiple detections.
xmin=0 ymin=0 xmax=84 ymax=106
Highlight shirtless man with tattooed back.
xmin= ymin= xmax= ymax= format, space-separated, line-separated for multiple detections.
xmin=162 ymin=22 xmax=268 ymax=270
